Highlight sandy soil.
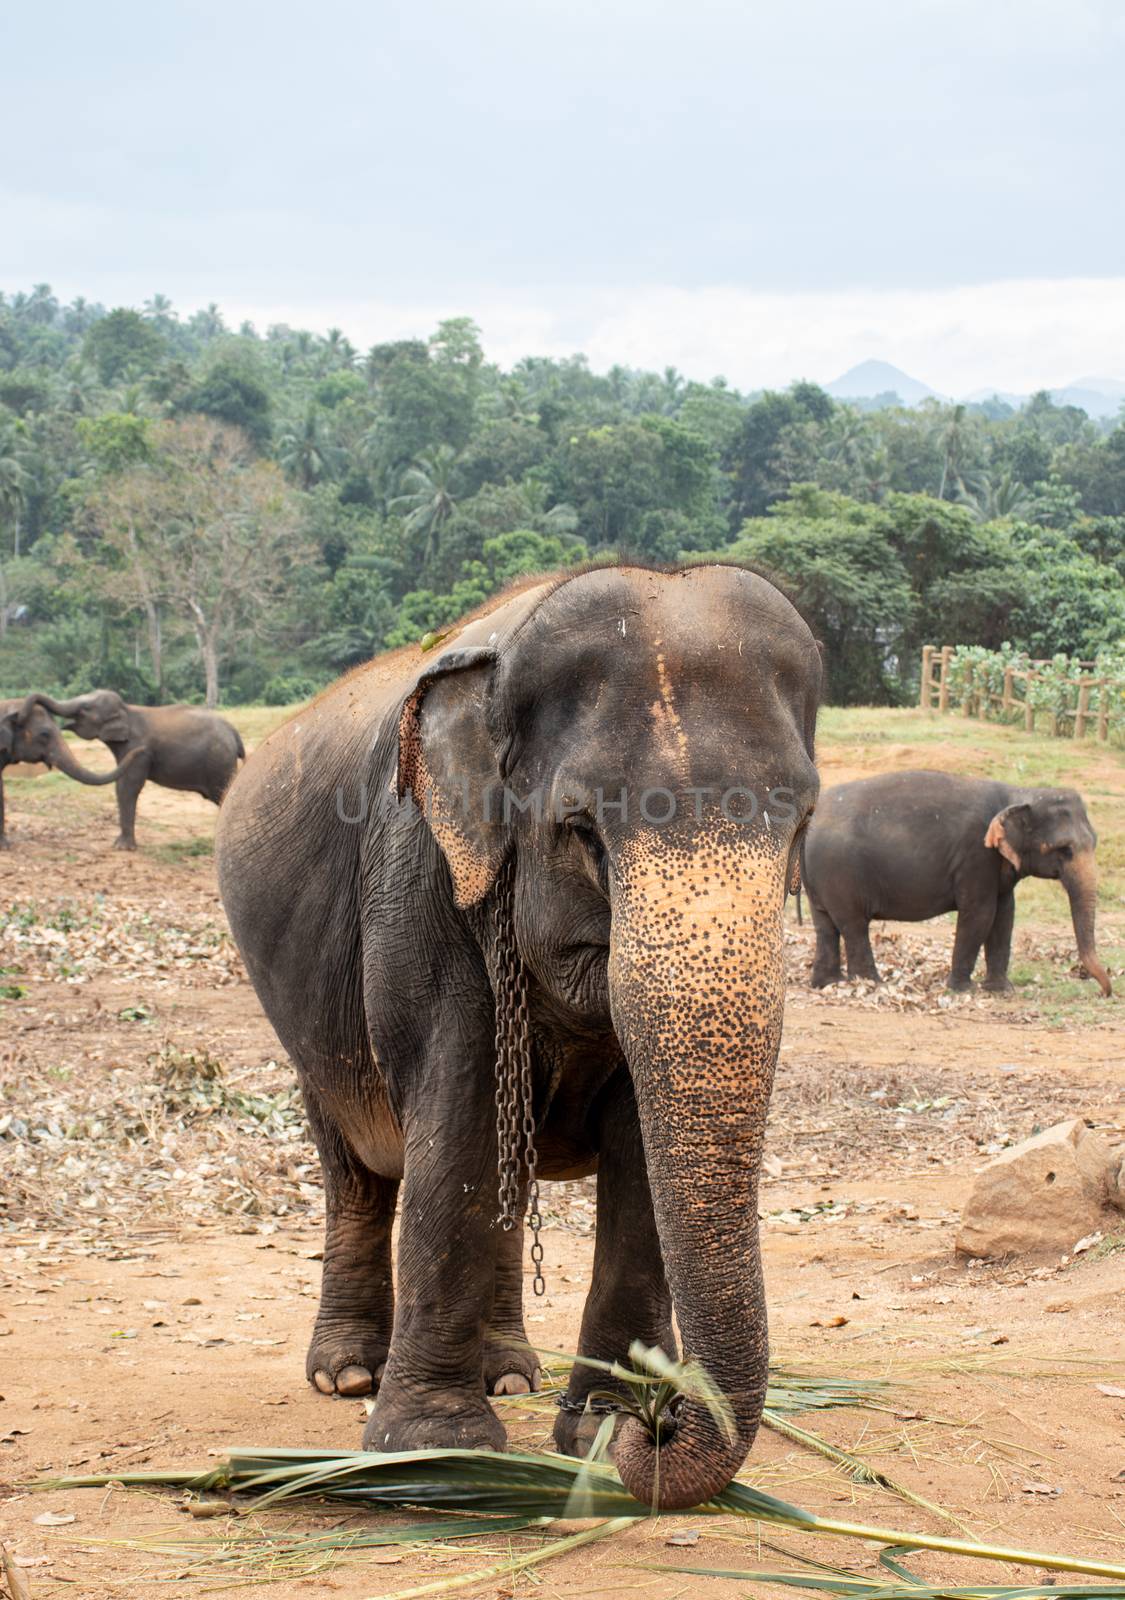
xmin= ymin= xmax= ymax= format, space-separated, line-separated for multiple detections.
xmin=1 ymin=751 xmax=1124 ymax=1599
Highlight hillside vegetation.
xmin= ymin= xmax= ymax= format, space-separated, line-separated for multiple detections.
xmin=0 ymin=285 xmax=1122 ymax=706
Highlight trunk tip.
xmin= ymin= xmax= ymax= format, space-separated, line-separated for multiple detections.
xmin=613 ymin=1412 xmax=748 ymax=1512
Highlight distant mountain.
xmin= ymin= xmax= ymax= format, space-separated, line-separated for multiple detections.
xmin=1052 ymin=381 xmax=1125 ymax=420
xmin=1069 ymin=376 xmax=1125 ymax=400
xmin=824 ymin=360 xmax=943 ymax=407
xmin=829 ymin=361 xmax=1125 ymax=420
xmin=965 ymin=379 xmax=1125 ymax=420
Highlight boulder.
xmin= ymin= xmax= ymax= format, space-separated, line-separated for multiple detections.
xmin=956 ymin=1118 xmax=1125 ymax=1259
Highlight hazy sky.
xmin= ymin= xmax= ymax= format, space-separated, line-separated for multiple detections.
xmin=4 ymin=0 xmax=1124 ymax=392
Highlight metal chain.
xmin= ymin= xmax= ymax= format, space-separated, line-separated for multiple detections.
xmin=492 ymin=854 xmax=546 ymax=1297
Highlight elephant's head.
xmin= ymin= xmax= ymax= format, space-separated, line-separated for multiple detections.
xmin=20 ymin=689 xmax=132 ymax=745
xmin=398 ymin=565 xmax=821 ymax=1509
xmin=1 ymin=702 xmax=137 ymax=786
xmin=985 ymin=789 xmax=1112 ymax=996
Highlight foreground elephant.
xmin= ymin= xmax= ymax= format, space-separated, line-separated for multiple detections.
xmin=803 ymin=770 xmax=1111 ymax=996
xmin=21 ymin=690 xmax=244 ymax=849
xmin=217 ymin=566 xmax=820 ymax=1511
xmin=0 ymin=699 xmax=139 ymax=846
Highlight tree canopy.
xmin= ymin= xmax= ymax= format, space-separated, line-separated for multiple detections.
xmin=0 ymin=284 xmax=1121 ymax=706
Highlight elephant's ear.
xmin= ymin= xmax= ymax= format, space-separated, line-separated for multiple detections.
xmin=0 ymin=712 xmax=15 ymax=758
xmin=984 ymin=802 xmax=1031 ymax=870
xmin=95 ymin=696 xmax=131 ymax=743
xmin=397 ymin=647 xmax=506 ymax=909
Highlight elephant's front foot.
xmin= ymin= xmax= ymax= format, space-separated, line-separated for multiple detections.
xmin=362 ymin=1381 xmax=506 ymax=1454
xmin=810 ymin=966 xmax=841 ymax=989
xmin=0 ymin=836 xmax=11 ymax=851
xmin=553 ymin=1401 xmax=628 ymax=1459
xmin=946 ymin=975 xmax=975 ymax=993
xmin=113 ymin=836 xmax=137 ymax=852
xmin=484 ymin=1330 xmax=542 ymax=1396
xmin=306 ymin=1320 xmax=390 ymax=1398
xmin=982 ymin=975 xmax=1015 ymax=996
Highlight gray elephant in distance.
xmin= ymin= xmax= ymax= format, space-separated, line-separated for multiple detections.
xmin=0 ymin=699 xmax=140 ymax=847
xmin=803 ymin=770 xmax=1112 ymax=996
xmin=22 ymin=690 xmax=245 ymax=850
xmin=217 ymin=564 xmax=821 ymax=1512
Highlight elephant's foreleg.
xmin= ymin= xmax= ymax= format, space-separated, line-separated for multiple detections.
xmin=949 ymin=896 xmax=997 ymax=990
xmin=484 ymin=1194 xmax=542 ymax=1396
xmin=113 ymin=750 xmax=149 ymax=850
xmin=362 ymin=1051 xmax=507 ymax=1455
xmin=304 ymin=1092 xmax=398 ymax=1398
xmin=982 ymin=891 xmax=1016 ymax=993
xmin=554 ymin=1071 xmax=674 ymax=1459
xmin=0 ymin=772 xmax=8 ymax=848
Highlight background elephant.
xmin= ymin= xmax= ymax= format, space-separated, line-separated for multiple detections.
xmin=802 ymin=770 xmax=1111 ymax=996
xmin=0 ymin=699 xmax=139 ymax=847
xmin=217 ymin=565 xmax=820 ymax=1511
xmin=22 ymin=690 xmax=245 ymax=850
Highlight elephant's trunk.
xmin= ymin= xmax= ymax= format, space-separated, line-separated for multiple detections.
xmin=1062 ymin=850 xmax=1112 ymax=997
xmin=48 ymin=730 xmax=134 ymax=787
xmin=21 ymin=692 xmax=83 ymax=720
xmin=607 ymin=821 xmax=787 ymax=1510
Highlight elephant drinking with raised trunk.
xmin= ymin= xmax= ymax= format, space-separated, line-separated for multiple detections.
xmin=0 ymin=699 xmax=140 ymax=847
xmin=802 ymin=770 xmax=1112 ymax=997
xmin=216 ymin=565 xmax=821 ymax=1511
xmin=21 ymin=690 xmax=245 ymax=850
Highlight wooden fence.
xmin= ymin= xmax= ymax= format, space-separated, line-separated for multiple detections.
xmin=919 ymin=646 xmax=1120 ymax=741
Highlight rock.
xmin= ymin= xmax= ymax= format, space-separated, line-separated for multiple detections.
xmin=957 ymin=1118 xmax=1124 ymax=1259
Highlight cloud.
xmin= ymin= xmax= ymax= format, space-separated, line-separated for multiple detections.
xmin=219 ymin=278 xmax=1125 ymax=396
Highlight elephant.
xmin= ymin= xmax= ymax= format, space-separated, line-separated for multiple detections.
xmin=21 ymin=690 xmax=245 ymax=850
xmin=0 ymin=699 xmax=142 ymax=847
xmin=216 ymin=564 xmax=821 ymax=1511
xmin=802 ymin=770 xmax=1112 ymax=997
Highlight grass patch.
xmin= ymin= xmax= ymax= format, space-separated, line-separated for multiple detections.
xmin=153 ymin=834 xmax=214 ymax=864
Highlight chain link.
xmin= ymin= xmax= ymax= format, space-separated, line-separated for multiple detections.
xmin=492 ymin=854 xmax=546 ymax=1297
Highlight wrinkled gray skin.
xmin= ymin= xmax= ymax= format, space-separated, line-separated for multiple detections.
xmin=0 ymin=699 xmax=140 ymax=848
xmin=22 ymin=690 xmax=245 ymax=850
xmin=217 ymin=566 xmax=821 ymax=1511
xmin=803 ymin=770 xmax=1111 ymax=997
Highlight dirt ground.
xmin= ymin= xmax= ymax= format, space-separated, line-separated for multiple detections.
xmin=1 ymin=715 xmax=1124 ymax=1599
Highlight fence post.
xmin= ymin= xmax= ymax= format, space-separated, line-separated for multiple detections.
xmin=1002 ymin=668 xmax=1014 ymax=716
xmin=1075 ymin=679 xmax=1091 ymax=739
xmin=961 ymin=664 xmax=974 ymax=717
xmin=1097 ymin=680 xmax=1109 ymax=742
xmin=938 ymin=646 xmax=952 ymax=713
xmin=1025 ymin=671 xmax=1035 ymax=733
xmin=920 ymin=645 xmax=933 ymax=710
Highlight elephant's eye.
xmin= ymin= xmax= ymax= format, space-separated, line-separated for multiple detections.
xmin=1056 ymin=843 xmax=1073 ymax=861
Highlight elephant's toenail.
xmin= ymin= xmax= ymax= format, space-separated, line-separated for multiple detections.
xmin=336 ymin=1365 xmax=373 ymax=1396
xmin=312 ymin=1369 xmax=335 ymax=1394
xmin=494 ymin=1373 xmax=531 ymax=1395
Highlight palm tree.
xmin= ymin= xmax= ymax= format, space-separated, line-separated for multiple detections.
xmin=25 ymin=283 xmax=58 ymax=325
xmin=190 ymin=302 xmax=225 ymax=341
xmin=0 ymin=423 xmax=32 ymax=558
xmin=390 ymin=445 xmax=464 ymax=565
xmin=49 ymin=362 xmax=100 ymax=415
xmin=143 ymin=293 xmax=177 ymax=331
xmin=931 ymin=403 xmax=975 ymax=501
xmin=321 ymin=328 xmax=357 ymax=371
xmin=63 ymin=296 xmax=96 ymax=335
xmin=957 ymin=468 xmax=1032 ymax=523
xmin=277 ymin=406 xmax=341 ymax=490
xmin=509 ymin=477 xmax=579 ymax=534
xmin=822 ymin=406 xmax=873 ymax=471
